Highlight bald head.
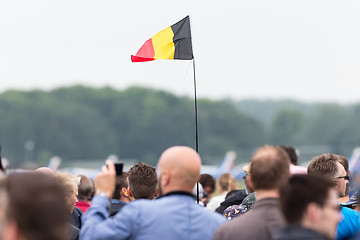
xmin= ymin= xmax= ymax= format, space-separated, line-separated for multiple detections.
xmin=35 ymin=167 xmax=53 ymax=175
xmin=157 ymin=146 xmax=201 ymax=194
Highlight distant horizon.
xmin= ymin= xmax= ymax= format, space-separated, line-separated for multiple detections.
xmin=1 ymin=83 xmax=358 ymax=105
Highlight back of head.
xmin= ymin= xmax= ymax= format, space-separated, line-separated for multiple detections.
xmin=250 ymin=145 xmax=290 ymax=191
xmin=128 ymin=163 xmax=158 ymax=199
xmin=52 ymin=172 xmax=80 ymax=199
xmin=112 ymin=172 xmax=129 ymax=200
xmin=157 ymin=146 xmax=201 ymax=194
xmin=77 ymin=174 xmax=95 ymax=202
xmin=281 ymin=145 xmax=298 ymax=165
xmin=280 ymin=174 xmax=335 ymax=224
xmin=218 ymin=173 xmax=237 ymax=192
xmin=6 ymin=172 xmax=68 ymax=240
xmin=307 ymin=153 xmax=339 ymax=178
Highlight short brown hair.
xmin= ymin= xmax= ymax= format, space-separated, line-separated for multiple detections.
xmin=250 ymin=145 xmax=290 ymax=190
xmin=128 ymin=163 xmax=158 ymax=199
xmin=112 ymin=172 xmax=129 ymax=200
xmin=6 ymin=173 xmax=68 ymax=240
xmin=280 ymin=174 xmax=335 ymax=224
xmin=307 ymin=153 xmax=339 ymax=178
xmin=77 ymin=174 xmax=95 ymax=201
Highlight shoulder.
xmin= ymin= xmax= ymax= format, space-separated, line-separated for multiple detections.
xmin=341 ymin=207 xmax=360 ymax=221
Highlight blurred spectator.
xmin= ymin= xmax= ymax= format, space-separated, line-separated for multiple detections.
xmin=308 ymin=153 xmax=360 ymax=240
xmin=53 ymin=171 xmax=82 ymax=239
xmin=81 ymin=146 xmax=226 ymax=240
xmin=128 ymin=162 xmax=158 ymax=200
xmin=242 ymin=163 xmax=254 ymax=195
xmin=215 ymin=189 xmax=247 ymax=215
xmin=76 ymin=174 xmax=95 ymax=213
xmin=274 ymin=174 xmax=340 ymax=240
xmin=207 ymin=173 xmax=237 ymax=211
xmin=281 ymin=145 xmax=307 ymax=174
xmin=108 ymin=172 xmax=131 ymax=217
xmin=2 ymin=172 xmax=68 ymax=240
xmin=338 ymin=155 xmax=351 ymax=204
xmin=341 ymin=191 xmax=360 ymax=212
xmin=200 ymin=173 xmax=216 ymax=206
xmin=213 ymin=145 xmax=290 ymax=240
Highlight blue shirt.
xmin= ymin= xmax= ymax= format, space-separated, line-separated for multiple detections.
xmin=336 ymin=207 xmax=360 ymax=240
xmin=80 ymin=192 xmax=226 ymax=240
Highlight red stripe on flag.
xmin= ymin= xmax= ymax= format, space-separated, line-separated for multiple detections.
xmin=131 ymin=55 xmax=155 ymax=62
xmin=131 ymin=38 xmax=155 ymax=62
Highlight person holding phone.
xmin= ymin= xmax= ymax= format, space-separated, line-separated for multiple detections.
xmin=80 ymin=146 xmax=226 ymax=240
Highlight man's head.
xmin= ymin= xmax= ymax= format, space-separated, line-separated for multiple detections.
xmin=128 ymin=163 xmax=158 ymax=200
xmin=200 ymin=174 xmax=216 ymax=198
xmin=249 ymin=145 xmax=290 ymax=191
xmin=3 ymin=172 xmax=68 ymax=240
xmin=157 ymin=146 xmax=201 ymax=196
xmin=52 ymin=172 xmax=80 ymax=213
xmin=280 ymin=174 xmax=340 ymax=239
xmin=112 ymin=172 xmax=131 ymax=202
xmin=77 ymin=174 xmax=95 ymax=202
xmin=308 ymin=153 xmax=348 ymax=198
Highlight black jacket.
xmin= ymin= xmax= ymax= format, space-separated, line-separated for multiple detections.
xmin=215 ymin=190 xmax=247 ymax=214
xmin=273 ymin=225 xmax=330 ymax=240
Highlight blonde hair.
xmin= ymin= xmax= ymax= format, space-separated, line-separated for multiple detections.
xmin=218 ymin=173 xmax=237 ymax=192
xmin=52 ymin=171 xmax=80 ymax=198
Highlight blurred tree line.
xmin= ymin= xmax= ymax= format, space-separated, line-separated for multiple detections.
xmin=0 ymin=86 xmax=359 ymax=167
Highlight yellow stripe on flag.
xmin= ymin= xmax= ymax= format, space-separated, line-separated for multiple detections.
xmin=152 ymin=27 xmax=175 ymax=59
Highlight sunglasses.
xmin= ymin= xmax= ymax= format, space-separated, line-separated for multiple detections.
xmin=335 ymin=175 xmax=350 ymax=181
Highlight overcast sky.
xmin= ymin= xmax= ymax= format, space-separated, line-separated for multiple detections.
xmin=1 ymin=0 xmax=360 ymax=103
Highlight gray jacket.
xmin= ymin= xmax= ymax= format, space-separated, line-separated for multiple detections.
xmin=212 ymin=198 xmax=285 ymax=240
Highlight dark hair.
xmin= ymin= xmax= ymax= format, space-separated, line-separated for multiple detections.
xmin=337 ymin=155 xmax=349 ymax=172
xmin=128 ymin=163 xmax=157 ymax=199
xmin=200 ymin=174 xmax=216 ymax=192
xmin=307 ymin=153 xmax=339 ymax=178
xmin=280 ymin=174 xmax=335 ymax=224
xmin=6 ymin=172 xmax=68 ymax=240
xmin=250 ymin=145 xmax=290 ymax=190
xmin=281 ymin=146 xmax=298 ymax=165
xmin=112 ymin=172 xmax=129 ymax=200
xmin=77 ymin=174 xmax=95 ymax=201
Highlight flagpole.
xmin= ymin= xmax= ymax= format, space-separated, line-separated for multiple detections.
xmin=192 ymin=58 xmax=200 ymax=203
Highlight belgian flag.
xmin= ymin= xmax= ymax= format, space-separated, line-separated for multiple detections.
xmin=131 ymin=16 xmax=193 ymax=62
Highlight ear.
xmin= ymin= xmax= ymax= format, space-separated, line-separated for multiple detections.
xmin=306 ymin=203 xmax=319 ymax=223
xmin=121 ymin=187 xmax=129 ymax=198
xmin=247 ymin=176 xmax=254 ymax=192
xmin=162 ymin=171 xmax=171 ymax=186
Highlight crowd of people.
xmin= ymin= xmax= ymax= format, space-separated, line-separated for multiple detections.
xmin=0 ymin=144 xmax=360 ymax=240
